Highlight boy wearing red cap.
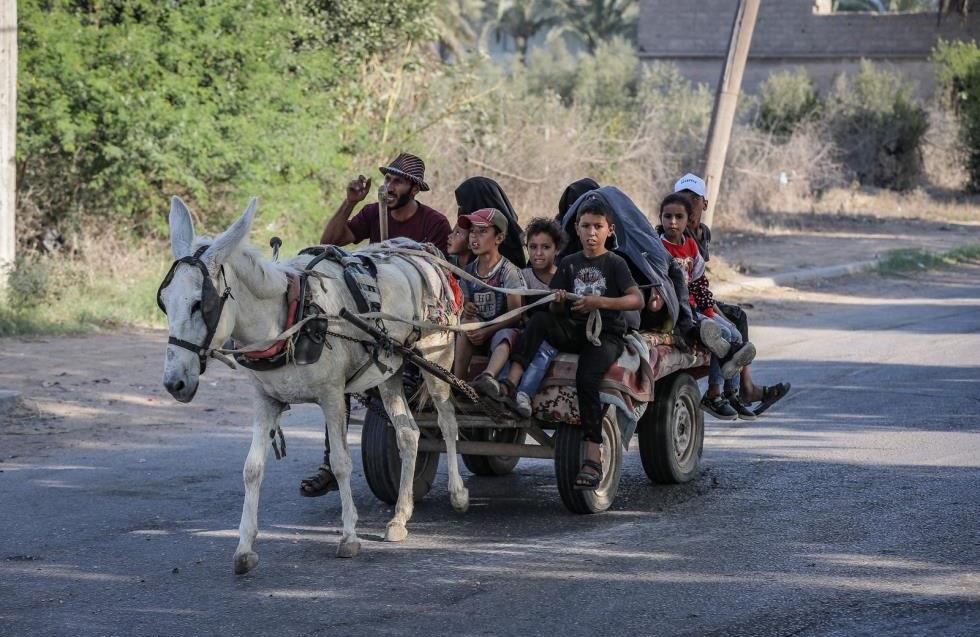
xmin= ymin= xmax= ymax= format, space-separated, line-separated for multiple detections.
xmin=452 ymin=208 xmax=526 ymax=384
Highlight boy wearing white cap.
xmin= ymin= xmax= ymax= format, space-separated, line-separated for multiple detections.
xmin=673 ymin=173 xmax=712 ymax=261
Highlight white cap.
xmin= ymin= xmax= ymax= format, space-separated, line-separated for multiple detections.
xmin=674 ymin=173 xmax=707 ymax=198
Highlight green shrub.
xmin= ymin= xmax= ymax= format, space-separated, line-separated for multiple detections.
xmin=757 ymin=69 xmax=823 ymax=136
xmin=3 ymin=256 xmax=50 ymax=310
xmin=524 ymin=37 xmax=581 ymax=104
xmin=572 ymin=37 xmax=641 ymax=116
xmin=826 ymin=60 xmax=928 ymax=190
xmin=932 ymin=39 xmax=980 ymax=191
xmin=16 ymin=0 xmax=435 ymax=248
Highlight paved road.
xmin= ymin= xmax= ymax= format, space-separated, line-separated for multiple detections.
xmin=2 ymin=265 xmax=979 ymax=637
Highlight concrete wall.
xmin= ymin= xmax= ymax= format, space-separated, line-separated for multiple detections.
xmin=638 ymin=1 xmax=980 ymax=96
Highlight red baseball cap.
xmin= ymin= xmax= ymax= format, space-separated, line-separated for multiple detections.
xmin=459 ymin=207 xmax=508 ymax=233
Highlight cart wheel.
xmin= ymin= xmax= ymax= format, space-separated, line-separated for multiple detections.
xmin=554 ymin=409 xmax=622 ymax=514
xmin=361 ymin=399 xmax=439 ymax=505
xmin=462 ymin=428 xmax=526 ymax=476
xmin=638 ymin=372 xmax=703 ymax=484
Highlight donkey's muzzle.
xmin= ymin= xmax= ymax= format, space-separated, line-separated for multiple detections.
xmin=164 ymin=377 xmax=198 ymax=403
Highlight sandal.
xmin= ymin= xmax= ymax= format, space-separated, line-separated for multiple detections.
xmin=574 ymin=458 xmax=603 ymax=490
xmin=299 ymin=464 xmax=338 ymax=497
xmin=753 ymin=383 xmax=791 ymax=417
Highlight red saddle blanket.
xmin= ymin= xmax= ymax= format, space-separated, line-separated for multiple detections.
xmin=240 ymin=273 xmax=303 ymax=360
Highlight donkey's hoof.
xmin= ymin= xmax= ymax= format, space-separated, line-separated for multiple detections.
xmin=385 ymin=522 xmax=409 ymax=543
xmin=451 ymin=488 xmax=470 ymax=513
xmin=233 ymin=551 xmax=259 ymax=575
xmin=336 ymin=540 xmax=361 ymax=558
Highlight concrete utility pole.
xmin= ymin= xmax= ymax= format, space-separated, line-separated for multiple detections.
xmin=701 ymin=0 xmax=760 ymax=228
xmin=0 ymin=0 xmax=15 ymax=289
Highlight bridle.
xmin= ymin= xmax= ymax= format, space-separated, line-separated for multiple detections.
xmin=156 ymin=245 xmax=233 ymax=374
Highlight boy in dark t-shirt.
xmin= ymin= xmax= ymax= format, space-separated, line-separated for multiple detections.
xmin=504 ymin=194 xmax=643 ymax=490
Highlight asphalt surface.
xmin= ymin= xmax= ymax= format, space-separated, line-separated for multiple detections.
xmin=1 ymin=265 xmax=979 ymax=637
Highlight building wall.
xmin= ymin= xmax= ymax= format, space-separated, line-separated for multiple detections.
xmin=638 ymin=1 xmax=980 ymax=96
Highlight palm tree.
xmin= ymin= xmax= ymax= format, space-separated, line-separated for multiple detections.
xmin=559 ymin=0 xmax=639 ymax=53
xmin=495 ymin=0 xmax=561 ymax=64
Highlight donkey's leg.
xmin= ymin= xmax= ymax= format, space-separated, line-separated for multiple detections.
xmin=318 ymin=386 xmax=360 ymax=558
xmin=377 ymin=372 xmax=419 ymax=542
xmin=422 ymin=341 xmax=469 ymax=513
xmin=233 ymin=393 xmax=285 ymax=575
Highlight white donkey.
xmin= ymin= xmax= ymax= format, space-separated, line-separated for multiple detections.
xmin=158 ymin=197 xmax=469 ymax=574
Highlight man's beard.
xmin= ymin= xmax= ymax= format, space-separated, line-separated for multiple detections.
xmin=389 ymin=191 xmax=414 ymax=210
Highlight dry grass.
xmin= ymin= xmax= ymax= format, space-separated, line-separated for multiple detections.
xmin=1 ymin=232 xmax=168 ymax=336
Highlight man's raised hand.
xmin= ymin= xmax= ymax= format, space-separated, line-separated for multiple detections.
xmin=346 ymin=175 xmax=372 ymax=204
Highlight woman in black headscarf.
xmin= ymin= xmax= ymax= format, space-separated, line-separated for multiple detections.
xmin=556 ymin=177 xmax=599 ymax=222
xmin=556 ymin=177 xmax=600 ymax=259
xmin=454 ymin=176 xmax=527 ymax=268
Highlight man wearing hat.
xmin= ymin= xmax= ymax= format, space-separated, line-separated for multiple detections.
xmin=674 ymin=173 xmax=790 ymax=418
xmin=303 ymin=153 xmax=451 ymax=498
xmin=320 ymin=152 xmax=451 ymax=255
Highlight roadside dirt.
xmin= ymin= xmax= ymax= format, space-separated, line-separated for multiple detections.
xmin=0 ymin=329 xmax=253 ymax=459
xmin=709 ymin=210 xmax=980 ymax=282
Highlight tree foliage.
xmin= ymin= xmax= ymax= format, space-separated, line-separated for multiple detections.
xmin=17 ymin=0 xmax=434 ymax=248
xmin=933 ymin=39 xmax=980 ymax=191
xmin=560 ymin=0 xmax=639 ymax=52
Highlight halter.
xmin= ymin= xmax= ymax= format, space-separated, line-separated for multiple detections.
xmin=156 ymin=245 xmax=233 ymax=374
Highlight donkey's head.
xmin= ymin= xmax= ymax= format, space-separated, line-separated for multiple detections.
xmin=158 ymin=196 xmax=256 ymax=402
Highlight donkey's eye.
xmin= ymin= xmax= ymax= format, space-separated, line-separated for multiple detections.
xmin=190 ymin=301 xmax=201 ymax=315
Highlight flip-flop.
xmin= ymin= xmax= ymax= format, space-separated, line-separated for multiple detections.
xmin=753 ymin=383 xmax=791 ymax=416
xmin=299 ymin=464 xmax=338 ymax=497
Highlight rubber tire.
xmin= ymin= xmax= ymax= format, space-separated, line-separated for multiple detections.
xmin=361 ymin=400 xmax=439 ymax=505
xmin=461 ymin=428 xmax=526 ymax=476
xmin=638 ymin=372 xmax=704 ymax=484
xmin=554 ymin=411 xmax=622 ymax=515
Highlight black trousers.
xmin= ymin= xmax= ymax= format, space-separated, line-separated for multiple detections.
xmin=512 ymin=312 xmax=624 ymax=444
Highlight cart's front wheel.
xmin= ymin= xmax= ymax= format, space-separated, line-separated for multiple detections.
xmin=554 ymin=408 xmax=622 ymax=514
xmin=638 ymin=372 xmax=703 ymax=484
xmin=361 ymin=399 xmax=439 ymax=505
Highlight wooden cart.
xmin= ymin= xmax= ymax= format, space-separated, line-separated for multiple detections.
xmin=360 ymin=332 xmax=709 ymax=514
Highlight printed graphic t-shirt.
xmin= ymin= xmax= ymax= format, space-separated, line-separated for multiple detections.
xmin=550 ymin=251 xmax=638 ymax=335
xmin=462 ymin=257 xmax=525 ymax=322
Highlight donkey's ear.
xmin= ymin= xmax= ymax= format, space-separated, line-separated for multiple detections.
xmin=169 ymin=196 xmax=196 ymax=258
xmin=202 ymin=197 xmax=257 ymax=275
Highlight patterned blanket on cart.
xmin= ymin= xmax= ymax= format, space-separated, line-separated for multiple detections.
xmin=531 ymin=331 xmax=709 ymax=441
